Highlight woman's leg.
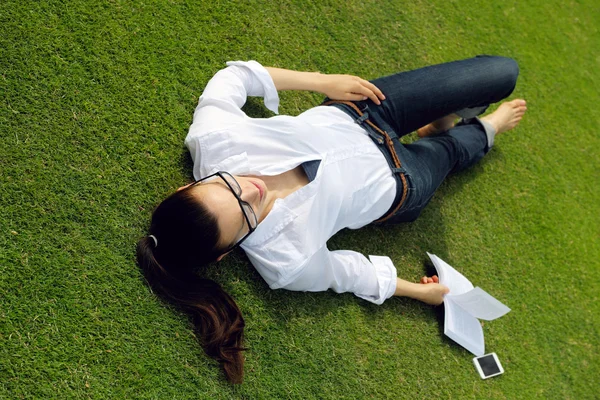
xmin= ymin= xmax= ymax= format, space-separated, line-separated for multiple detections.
xmin=416 ymin=113 xmax=460 ymax=138
xmin=386 ymin=99 xmax=527 ymax=223
xmin=366 ymin=55 xmax=519 ymax=137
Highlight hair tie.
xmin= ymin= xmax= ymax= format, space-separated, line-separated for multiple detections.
xmin=149 ymin=235 xmax=158 ymax=248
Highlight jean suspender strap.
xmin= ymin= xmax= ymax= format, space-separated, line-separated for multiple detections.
xmin=322 ymin=100 xmax=408 ymax=223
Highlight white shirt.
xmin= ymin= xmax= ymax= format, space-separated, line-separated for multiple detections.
xmin=185 ymin=60 xmax=399 ymax=305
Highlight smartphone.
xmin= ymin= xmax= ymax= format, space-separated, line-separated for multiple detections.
xmin=473 ymin=353 xmax=504 ymax=379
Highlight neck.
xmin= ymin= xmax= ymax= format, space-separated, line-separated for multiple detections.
xmin=253 ymin=166 xmax=309 ymax=222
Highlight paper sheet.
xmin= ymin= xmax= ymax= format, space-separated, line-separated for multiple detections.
xmin=427 ymin=253 xmax=474 ymax=296
xmin=444 ymin=300 xmax=485 ymax=356
xmin=448 ymin=287 xmax=511 ymax=321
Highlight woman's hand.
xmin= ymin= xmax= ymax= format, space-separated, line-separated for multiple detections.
xmin=320 ymin=74 xmax=386 ymax=105
xmin=420 ymin=275 xmax=439 ymax=284
xmin=418 ymin=275 xmax=449 ymax=305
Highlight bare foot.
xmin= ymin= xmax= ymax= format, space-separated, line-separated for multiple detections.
xmin=481 ymin=99 xmax=527 ymax=135
xmin=417 ymin=114 xmax=458 ymax=138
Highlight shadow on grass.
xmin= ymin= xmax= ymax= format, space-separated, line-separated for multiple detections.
xmin=213 ymin=163 xmax=487 ymax=336
xmin=182 ymin=96 xmax=502 ymax=355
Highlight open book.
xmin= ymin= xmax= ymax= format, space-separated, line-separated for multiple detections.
xmin=427 ymin=253 xmax=511 ymax=356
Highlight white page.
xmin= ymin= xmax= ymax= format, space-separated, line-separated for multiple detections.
xmin=444 ymin=300 xmax=485 ymax=356
xmin=427 ymin=253 xmax=473 ymax=296
xmin=448 ymin=287 xmax=511 ymax=321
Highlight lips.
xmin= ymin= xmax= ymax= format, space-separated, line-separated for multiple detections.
xmin=252 ymin=181 xmax=263 ymax=200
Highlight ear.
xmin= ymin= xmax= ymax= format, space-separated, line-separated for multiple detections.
xmin=216 ymin=252 xmax=231 ymax=262
xmin=176 ymin=183 xmax=193 ymax=192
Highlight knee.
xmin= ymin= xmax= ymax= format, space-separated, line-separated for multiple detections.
xmin=499 ymin=57 xmax=519 ymax=87
xmin=479 ymin=55 xmax=519 ymax=96
xmin=478 ymin=55 xmax=519 ymax=78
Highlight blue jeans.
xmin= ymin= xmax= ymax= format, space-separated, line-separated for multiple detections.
xmin=325 ymin=55 xmax=519 ymax=223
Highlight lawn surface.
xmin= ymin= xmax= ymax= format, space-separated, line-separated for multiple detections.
xmin=1 ymin=0 xmax=598 ymax=398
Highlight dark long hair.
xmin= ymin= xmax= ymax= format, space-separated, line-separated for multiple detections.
xmin=136 ymin=187 xmax=246 ymax=384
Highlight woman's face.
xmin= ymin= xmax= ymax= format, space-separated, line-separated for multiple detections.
xmin=186 ymin=175 xmax=268 ymax=249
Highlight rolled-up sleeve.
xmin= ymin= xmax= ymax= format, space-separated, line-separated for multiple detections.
xmin=185 ymin=60 xmax=280 ymax=174
xmin=191 ymin=61 xmax=279 ymax=130
xmin=276 ymin=247 xmax=398 ymax=305
xmin=223 ymin=61 xmax=279 ymax=113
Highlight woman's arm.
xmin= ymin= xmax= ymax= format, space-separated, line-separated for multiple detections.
xmin=264 ymin=66 xmax=386 ymax=105
xmin=393 ymin=276 xmax=449 ymax=305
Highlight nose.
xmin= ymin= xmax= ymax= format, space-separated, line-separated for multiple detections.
xmin=239 ymin=180 xmax=259 ymax=204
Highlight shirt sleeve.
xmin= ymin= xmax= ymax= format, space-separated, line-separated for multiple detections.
xmin=276 ymin=246 xmax=398 ymax=305
xmin=190 ymin=60 xmax=280 ymax=132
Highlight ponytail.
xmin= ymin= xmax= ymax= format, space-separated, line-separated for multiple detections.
xmin=136 ymin=188 xmax=246 ymax=383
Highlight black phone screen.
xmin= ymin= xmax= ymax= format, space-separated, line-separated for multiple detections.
xmin=477 ymin=355 xmax=501 ymax=376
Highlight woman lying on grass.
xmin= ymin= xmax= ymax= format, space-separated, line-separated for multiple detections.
xmin=136 ymin=55 xmax=526 ymax=383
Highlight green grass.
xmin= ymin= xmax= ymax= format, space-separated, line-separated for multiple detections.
xmin=1 ymin=0 xmax=598 ymax=398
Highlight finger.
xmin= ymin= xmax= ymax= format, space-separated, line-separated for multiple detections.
xmin=360 ymin=79 xmax=385 ymax=101
xmin=359 ymin=88 xmax=380 ymax=105
xmin=346 ymin=93 xmax=370 ymax=102
xmin=351 ymin=82 xmax=380 ymax=105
